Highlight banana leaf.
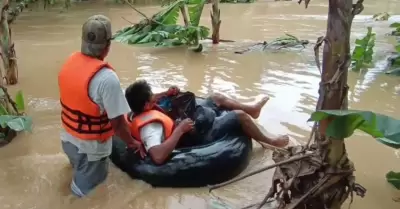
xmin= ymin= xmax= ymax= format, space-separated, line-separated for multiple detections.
xmin=308 ymin=110 xmax=400 ymax=149
xmin=112 ymin=0 xmax=209 ymax=48
xmin=156 ymin=0 xmax=186 ymax=25
xmin=386 ymin=171 xmax=400 ymax=190
xmin=351 ymin=27 xmax=376 ymax=72
xmin=0 ymin=115 xmax=32 ymax=132
xmin=14 ymin=90 xmax=25 ymax=112
xmin=187 ymin=0 xmax=207 ymax=27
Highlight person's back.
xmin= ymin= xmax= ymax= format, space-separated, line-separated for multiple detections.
xmin=59 ymin=14 xmax=144 ymax=198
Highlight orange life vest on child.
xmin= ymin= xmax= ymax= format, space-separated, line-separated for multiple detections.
xmin=58 ymin=52 xmax=115 ymax=142
xmin=126 ymin=110 xmax=174 ymax=143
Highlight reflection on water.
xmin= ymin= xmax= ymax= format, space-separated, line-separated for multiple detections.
xmin=0 ymin=0 xmax=399 ymax=209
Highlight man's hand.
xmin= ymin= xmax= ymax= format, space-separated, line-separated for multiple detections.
xmin=127 ymin=140 xmax=147 ymax=158
xmin=175 ymin=118 xmax=194 ymax=134
xmin=167 ymin=85 xmax=180 ymax=96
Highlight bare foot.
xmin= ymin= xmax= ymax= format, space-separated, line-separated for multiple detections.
xmin=269 ymin=135 xmax=289 ymax=148
xmin=248 ymin=96 xmax=270 ymax=119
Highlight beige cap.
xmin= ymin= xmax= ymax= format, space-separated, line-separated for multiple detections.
xmin=81 ymin=14 xmax=112 ymax=57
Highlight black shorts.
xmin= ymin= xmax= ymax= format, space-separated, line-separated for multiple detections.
xmin=197 ymin=97 xmax=241 ymax=140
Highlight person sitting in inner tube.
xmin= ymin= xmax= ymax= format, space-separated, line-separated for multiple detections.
xmin=124 ymin=80 xmax=290 ymax=165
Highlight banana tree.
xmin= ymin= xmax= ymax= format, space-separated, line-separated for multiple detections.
xmin=208 ymin=0 xmax=376 ymax=208
xmin=0 ymin=0 xmax=17 ymax=85
xmin=0 ymin=0 xmax=38 ymax=86
xmin=113 ymin=0 xmax=209 ymax=52
xmin=260 ymin=0 xmax=368 ymax=208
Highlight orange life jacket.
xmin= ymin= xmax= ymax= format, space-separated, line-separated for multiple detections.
xmin=126 ymin=110 xmax=174 ymax=143
xmin=58 ymin=52 xmax=115 ymax=142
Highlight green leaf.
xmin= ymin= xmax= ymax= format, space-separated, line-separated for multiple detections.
xmin=129 ymin=33 xmax=147 ymax=44
xmin=0 ymin=88 xmax=4 ymax=98
xmin=354 ymin=39 xmax=364 ymax=45
xmin=187 ymin=0 xmax=207 ymax=27
xmin=386 ymin=171 xmax=400 ymax=190
xmin=284 ymin=33 xmax=300 ymax=42
xmin=0 ymin=104 xmax=8 ymax=115
xmin=396 ymin=45 xmax=400 ymax=53
xmin=157 ymin=0 xmax=185 ymax=25
xmin=112 ymin=0 xmax=209 ymax=49
xmin=0 ymin=115 xmax=33 ymax=132
xmin=389 ymin=23 xmax=400 ymax=28
xmin=308 ymin=110 xmax=400 ymax=149
xmin=372 ymin=12 xmax=390 ymax=21
xmin=14 ymin=90 xmax=25 ymax=112
xmin=351 ymin=27 xmax=375 ymax=72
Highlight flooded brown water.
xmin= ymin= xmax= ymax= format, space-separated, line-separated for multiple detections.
xmin=0 ymin=0 xmax=399 ymax=208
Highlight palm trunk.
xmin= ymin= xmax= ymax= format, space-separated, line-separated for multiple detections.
xmin=210 ymin=0 xmax=220 ymax=44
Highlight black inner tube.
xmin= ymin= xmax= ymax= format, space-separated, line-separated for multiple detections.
xmin=110 ymin=110 xmax=253 ymax=187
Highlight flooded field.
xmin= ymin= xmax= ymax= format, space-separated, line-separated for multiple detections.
xmin=0 ymin=0 xmax=399 ymax=209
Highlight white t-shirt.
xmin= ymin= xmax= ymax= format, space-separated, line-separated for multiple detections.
xmin=139 ymin=122 xmax=165 ymax=151
xmin=60 ymin=67 xmax=131 ymax=161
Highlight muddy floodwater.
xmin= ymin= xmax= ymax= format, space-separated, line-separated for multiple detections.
xmin=0 ymin=0 xmax=399 ymax=208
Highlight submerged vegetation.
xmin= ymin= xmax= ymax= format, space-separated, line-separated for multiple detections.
xmin=349 ymin=18 xmax=400 ymax=77
xmin=385 ymin=22 xmax=400 ymax=75
xmin=351 ymin=27 xmax=375 ymax=72
xmin=113 ymin=0 xmax=209 ymax=51
xmin=266 ymin=33 xmax=309 ymax=49
xmin=390 ymin=22 xmax=400 ymax=36
xmin=384 ymin=21 xmax=400 ymax=75
xmin=234 ymin=33 xmax=309 ymax=54
xmin=372 ymin=12 xmax=390 ymax=21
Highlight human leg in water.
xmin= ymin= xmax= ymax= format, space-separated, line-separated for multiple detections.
xmin=235 ymin=110 xmax=289 ymax=147
xmin=209 ymin=93 xmax=269 ymax=119
xmin=209 ymin=110 xmax=289 ymax=148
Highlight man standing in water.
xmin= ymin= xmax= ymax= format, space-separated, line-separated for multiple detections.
xmin=58 ymin=15 xmax=145 ymax=198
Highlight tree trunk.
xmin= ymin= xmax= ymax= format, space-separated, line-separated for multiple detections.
xmin=206 ymin=1 xmax=370 ymax=208
xmin=180 ymin=5 xmax=189 ymax=26
xmin=310 ymin=0 xmax=356 ymax=207
xmin=0 ymin=0 xmax=18 ymax=85
xmin=253 ymin=1 xmax=366 ymax=208
xmin=210 ymin=0 xmax=220 ymax=44
xmin=317 ymin=0 xmax=353 ymax=164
